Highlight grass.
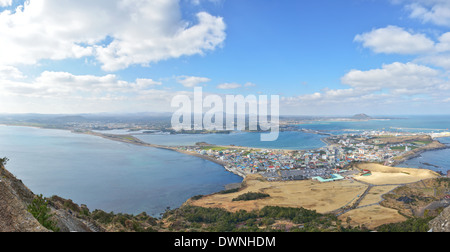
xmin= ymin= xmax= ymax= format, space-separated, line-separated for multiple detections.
xmin=201 ymin=146 xmax=231 ymax=152
xmin=390 ymin=146 xmax=418 ymax=151
xmin=412 ymin=141 xmax=433 ymax=145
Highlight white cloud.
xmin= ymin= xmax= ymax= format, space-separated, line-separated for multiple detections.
xmin=190 ymin=0 xmax=222 ymax=5
xmin=435 ymin=32 xmax=450 ymax=52
xmin=0 ymin=0 xmax=226 ymax=71
xmin=341 ymin=62 xmax=441 ymax=89
xmin=215 ymin=82 xmax=255 ymax=89
xmin=0 ymin=71 xmax=164 ymax=98
xmin=279 ymin=60 xmax=450 ymax=115
xmin=0 ymin=0 xmax=12 ymax=7
xmin=135 ymin=79 xmax=162 ymax=88
xmin=404 ymin=0 xmax=450 ymax=27
xmin=341 ymin=62 xmax=444 ymax=93
xmin=0 ymin=70 xmax=184 ymax=113
xmin=354 ymin=26 xmax=435 ymax=54
xmin=417 ymin=53 xmax=450 ymax=69
xmin=0 ymin=65 xmax=26 ymax=80
xmin=0 ymin=70 xmax=227 ymax=113
xmin=216 ymin=83 xmax=242 ymax=89
xmin=176 ymin=76 xmax=211 ymax=88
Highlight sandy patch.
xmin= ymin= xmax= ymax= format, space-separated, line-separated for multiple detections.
xmin=354 ymin=164 xmax=439 ymax=185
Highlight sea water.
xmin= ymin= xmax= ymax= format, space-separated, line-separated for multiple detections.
xmin=395 ymin=137 xmax=450 ymax=174
xmin=296 ymin=115 xmax=450 ymax=134
xmin=0 ymin=126 xmax=242 ymax=216
xmin=135 ymin=131 xmax=327 ymax=150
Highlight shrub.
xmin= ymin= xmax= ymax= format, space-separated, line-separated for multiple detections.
xmin=28 ymin=194 xmax=59 ymax=232
xmin=232 ymin=192 xmax=270 ymax=202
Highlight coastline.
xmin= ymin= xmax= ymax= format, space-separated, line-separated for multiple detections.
xmin=2 ymin=124 xmax=448 ymax=178
xmin=77 ymin=130 xmax=248 ymax=179
xmin=0 ymin=124 xmax=249 ymax=179
xmin=392 ymin=140 xmax=449 ymax=167
xmin=2 ymin=124 xmax=448 ymax=222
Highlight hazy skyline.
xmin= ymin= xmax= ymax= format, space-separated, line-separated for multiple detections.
xmin=1 ymin=0 xmax=450 ymax=115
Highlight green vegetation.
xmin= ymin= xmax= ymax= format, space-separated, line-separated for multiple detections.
xmin=218 ymin=188 xmax=240 ymax=194
xmin=232 ymin=192 xmax=270 ymax=202
xmin=200 ymin=146 xmax=230 ymax=151
xmin=163 ymin=206 xmax=367 ymax=232
xmin=436 ymin=177 xmax=450 ymax=188
xmin=28 ymin=194 xmax=59 ymax=232
xmin=0 ymin=157 xmax=9 ymax=166
xmin=191 ymin=195 xmax=205 ymax=201
xmin=390 ymin=146 xmax=412 ymax=151
xmin=90 ymin=210 xmax=158 ymax=232
xmin=412 ymin=141 xmax=433 ymax=145
xmin=117 ymin=135 xmax=139 ymax=142
xmin=376 ymin=217 xmax=434 ymax=232
xmin=49 ymin=196 xmax=90 ymax=217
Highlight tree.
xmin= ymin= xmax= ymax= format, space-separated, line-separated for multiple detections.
xmin=0 ymin=157 xmax=9 ymax=167
xmin=28 ymin=194 xmax=59 ymax=232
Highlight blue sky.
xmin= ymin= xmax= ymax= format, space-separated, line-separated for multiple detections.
xmin=0 ymin=0 xmax=450 ymax=115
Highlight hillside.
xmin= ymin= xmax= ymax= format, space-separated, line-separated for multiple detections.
xmin=0 ymin=163 xmax=47 ymax=232
xmin=429 ymin=206 xmax=450 ymax=232
xmin=352 ymin=114 xmax=372 ymax=120
xmin=1 ymin=159 xmax=449 ymax=232
xmin=0 ymin=162 xmax=102 ymax=232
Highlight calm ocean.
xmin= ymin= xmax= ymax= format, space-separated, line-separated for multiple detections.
xmin=0 ymin=126 xmax=242 ymax=216
xmin=395 ymin=137 xmax=450 ymax=174
xmin=135 ymin=131 xmax=327 ymax=150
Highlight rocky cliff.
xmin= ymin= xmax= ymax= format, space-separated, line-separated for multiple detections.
xmin=0 ymin=164 xmax=47 ymax=232
xmin=0 ymin=163 xmax=100 ymax=232
xmin=429 ymin=206 xmax=450 ymax=232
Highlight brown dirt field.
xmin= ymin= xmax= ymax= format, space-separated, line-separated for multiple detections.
xmin=354 ymin=164 xmax=439 ymax=185
xmin=189 ymin=174 xmax=368 ymax=214
xmin=339 ymin=205 xmax=407 ymax=229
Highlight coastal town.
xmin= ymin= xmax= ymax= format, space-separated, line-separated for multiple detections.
xmin=2 ymin=112 xmax=448 ymax=183
xmin=178 ymin=130 xmax=450 ymax=181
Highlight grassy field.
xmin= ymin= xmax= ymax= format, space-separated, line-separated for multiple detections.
xmin=188 ymin=163 xmax=442 ymax=229
xmin=357 ymin=185 xmax=399 ymax=207
xmin=188 ymin=174 xmax=368 ymax=214
xmin=200 ymin=146 xmax=233 ymax=151
xmin=339 ymin=205 xmax=407 ymax=229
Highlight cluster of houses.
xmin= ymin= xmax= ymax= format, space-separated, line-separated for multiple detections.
xmin=180 ymin=131 xmax=423 ymax=180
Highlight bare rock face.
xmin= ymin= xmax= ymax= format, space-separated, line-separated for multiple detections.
xmin=1 ymin=164 xmax=103 ymax=232
xmin=0 ymin=165 xmax=48 ymax=232
xmin=429 ymin=206 xmax=450 ymax=232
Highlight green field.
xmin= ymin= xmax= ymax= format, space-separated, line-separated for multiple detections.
xmin=200 ymin=146 xmax=231 ymax=152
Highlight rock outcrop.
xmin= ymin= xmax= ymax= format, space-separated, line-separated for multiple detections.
xmin=0 ymin=164 xmax=48 ymax=232
xmin=0 ymin=164 xmax=101 ymax=232
xmin=429 ymin=206 xmax=450 ymax=232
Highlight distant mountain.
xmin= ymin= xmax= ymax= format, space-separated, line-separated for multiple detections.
xmin=351 ymin=114 xmax=373 ymax=120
